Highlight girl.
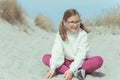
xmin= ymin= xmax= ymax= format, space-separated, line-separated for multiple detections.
xmin=42 ymin=9 xmax=103 ymax=80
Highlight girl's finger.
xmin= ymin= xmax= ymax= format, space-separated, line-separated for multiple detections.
xmin=45 ymin=72 xmax=51 ymax=78
xmin=49 ymin=73 xmax=53 ymax=79
xmin=45 ymin=73 xmax=49 ymax=78
xmin=63 ymin=72 xmax=67 ymax=78
xmin=65 ymin=75 xmax=69 ymax=80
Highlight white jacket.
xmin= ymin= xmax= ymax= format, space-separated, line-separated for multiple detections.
xmin=50 ymin=29 xmax=90 ymax=72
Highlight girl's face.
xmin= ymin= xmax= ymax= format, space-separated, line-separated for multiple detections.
xmin=64 ymin=15 xmax=81 ymax=33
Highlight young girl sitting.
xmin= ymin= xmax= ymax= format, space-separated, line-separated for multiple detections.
xmin=42 ymin=9 xmax=103 ymax=80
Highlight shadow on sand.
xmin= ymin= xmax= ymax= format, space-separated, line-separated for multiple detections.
xmin=89 ymin=71 xmax=106 ymax=77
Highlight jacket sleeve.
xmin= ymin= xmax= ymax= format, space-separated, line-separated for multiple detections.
xmin=69 ymin=32 xmax=89 ymax=72
xmin=50 ymin=32 xmax=64 ymax=69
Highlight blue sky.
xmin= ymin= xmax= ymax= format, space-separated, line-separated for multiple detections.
xmin=17 ymin=0 xmax=120 ymax=29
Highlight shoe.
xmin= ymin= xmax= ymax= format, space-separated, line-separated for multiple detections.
xmin=74 ymin=69 xmax=85 ymax=80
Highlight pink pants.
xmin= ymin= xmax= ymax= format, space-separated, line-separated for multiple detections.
xmin=42 ymin=54 xmax=103 ymax=74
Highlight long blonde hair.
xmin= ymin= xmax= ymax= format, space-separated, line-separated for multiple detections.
xmin=59 ymin=9 xmax=90 ymax=41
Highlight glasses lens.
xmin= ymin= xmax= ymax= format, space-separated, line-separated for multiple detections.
xmin=67 ymin=20 xmax=81 ymax=25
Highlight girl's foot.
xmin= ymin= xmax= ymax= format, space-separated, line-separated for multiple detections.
xmin=74 ymin=69 xmax=86 ymax=80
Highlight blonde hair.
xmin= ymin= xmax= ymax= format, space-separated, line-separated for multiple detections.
xmin=59 ymin=9 xmax=90 ymax=41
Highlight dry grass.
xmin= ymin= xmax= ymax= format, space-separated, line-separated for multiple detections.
xmin=82 ymin=18 xmax=95 ymax=26
xmin=94 ymin=6 xmax=120 ymax=35
xmin=35 ymin=14 xmax=55 ymax=32
xmin=0 ymin=0 xmax=33 ymax=32
xmin=0 ymin=0 xmax=25 ymax=25
xmin=95 ymin=6 xmax=120 ymax=26
xmin=83 ymin=6 xmax=120 ymax=35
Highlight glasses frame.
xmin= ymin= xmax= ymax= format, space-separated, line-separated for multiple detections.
xmin=66 ymin=19 xmax=82 ymax=26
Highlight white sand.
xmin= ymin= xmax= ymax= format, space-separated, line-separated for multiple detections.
xmin=0 ymin=18 xmax=120 ymax=80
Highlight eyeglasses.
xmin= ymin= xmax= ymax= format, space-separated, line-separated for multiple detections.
xmin=66 ymin=20 xmax=81 ymax=25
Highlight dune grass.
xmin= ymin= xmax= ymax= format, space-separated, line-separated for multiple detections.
xmin=95 ymin=6 xmax=120 ymax=26
xmin=82 ymin=6 xmax=120 ymax=35
xmin=35 ymin=14 xmax=55 ymax=32
xmin=0 ymin=0 xmax=119 ymax=34
xmin=0 ymin=0 xmax=33 ymax=32
xmin=0 ymin=0 xmax=25 ymax=25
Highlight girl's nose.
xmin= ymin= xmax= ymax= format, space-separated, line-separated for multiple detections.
xmin=73 ymin=23 xmax=77 ymax=26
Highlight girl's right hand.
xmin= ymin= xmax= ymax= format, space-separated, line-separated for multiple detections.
xmin=45 ymin=69 xmax=55 ymax=79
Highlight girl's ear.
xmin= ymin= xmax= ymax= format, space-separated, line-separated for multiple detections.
xmin=62 ymin=20 xmax=67 ymax=26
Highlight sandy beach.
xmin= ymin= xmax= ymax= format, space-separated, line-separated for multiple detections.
xmin=0 ymin=17 xmax=120 ymax=80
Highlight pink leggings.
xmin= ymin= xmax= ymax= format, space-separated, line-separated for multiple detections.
xmin=42 ymin=54 xmax=103 ymax=74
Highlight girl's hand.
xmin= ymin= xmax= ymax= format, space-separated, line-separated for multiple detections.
xmin=45 ymin=69 xmax=55 ymax=79
xmin=63 ymin=69 xmax=73 ymax=80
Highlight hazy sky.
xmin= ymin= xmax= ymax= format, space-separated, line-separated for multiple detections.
xmin=17 ymin=0 xmax=120 ymax=29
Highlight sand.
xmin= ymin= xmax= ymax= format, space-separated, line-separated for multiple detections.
xmin=0 ymin=18 xmax=120 ymax=80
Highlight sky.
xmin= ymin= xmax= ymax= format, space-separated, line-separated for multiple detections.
xmin=17 ymin=0 xmax=120 ymax=29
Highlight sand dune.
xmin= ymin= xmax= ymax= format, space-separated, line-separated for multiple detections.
xmin=0 ymin=18 xmax=120 ymax=80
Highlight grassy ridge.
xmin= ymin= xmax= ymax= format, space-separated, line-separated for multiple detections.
xmin=35 ymin=14 xmax=55 ymax=32
xmin=0 ymin=0 xmax=24 ymax=25
xmin=83 ymin=6 xmax=120 ymax=35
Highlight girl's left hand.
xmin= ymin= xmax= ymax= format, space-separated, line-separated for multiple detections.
xmin=45 ymin=69 xmax=55 ymax=79
xmin=63 ymin=69 xmax=73 ymax=80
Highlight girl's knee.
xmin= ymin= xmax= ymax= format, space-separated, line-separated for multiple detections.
xmin=94 ymin=56 xmax=103 ymax=67
xmin=42 ymin=53 xmax=51 ymax=64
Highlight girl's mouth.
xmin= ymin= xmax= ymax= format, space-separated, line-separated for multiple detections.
xmin=71 ymin=26 xmax=78 ymax=30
